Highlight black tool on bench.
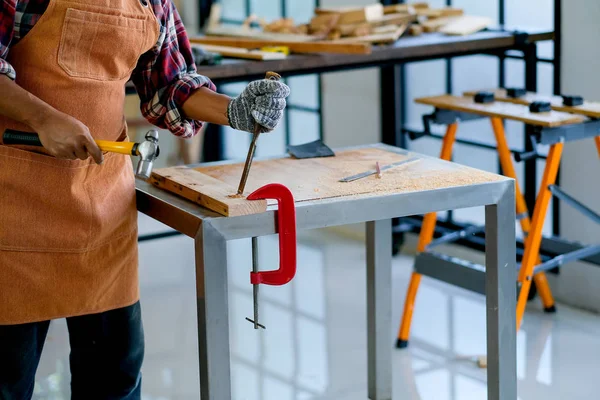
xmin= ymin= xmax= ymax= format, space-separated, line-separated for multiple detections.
xmin=287 ymin=139 xmax=335 ymax=159
xmin=562 ymin=95 xmax=584 ymax=107
xmin=506 ymin=87 xmax=526 ymax=98
xmin=529 ymin=101 xmax=552 ymax=113
xmin=474 ymin=91 xmax=495 ymax=104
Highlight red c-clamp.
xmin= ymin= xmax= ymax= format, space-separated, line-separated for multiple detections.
xmin=245 ymin=183 xmax=297 ymax=329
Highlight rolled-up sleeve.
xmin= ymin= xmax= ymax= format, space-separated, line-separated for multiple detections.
xmin=131 ymin=0 xmax=215 ymax=139
xmin=0 ymin=0 xmax=17 ymax=80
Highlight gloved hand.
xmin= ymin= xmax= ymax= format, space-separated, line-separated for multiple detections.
xmin=227 ymin=78 xmax=291 ymax=133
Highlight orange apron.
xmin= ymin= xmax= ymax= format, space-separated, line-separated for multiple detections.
xmin=0 ymin=0 xmax=160 ymax=325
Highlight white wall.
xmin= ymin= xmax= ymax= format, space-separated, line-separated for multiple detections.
xmin=546 ymin=0 xmax=600 ymax=313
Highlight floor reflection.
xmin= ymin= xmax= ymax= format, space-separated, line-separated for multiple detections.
xmin=31 ymin=217 xmax=600 ymax=399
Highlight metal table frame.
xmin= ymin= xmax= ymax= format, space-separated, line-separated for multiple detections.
xmin=136 ymin=144 xmax=517 ymax=400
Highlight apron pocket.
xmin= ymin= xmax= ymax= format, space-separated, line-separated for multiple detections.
xmin=58 ymin=8 xmax=147 ymax=81
xmin=0 ymin=146 xmax=94 ymax=252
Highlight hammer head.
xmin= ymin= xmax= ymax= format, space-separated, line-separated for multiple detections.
xmin=134 ymin=130 xmax=160 ymax=179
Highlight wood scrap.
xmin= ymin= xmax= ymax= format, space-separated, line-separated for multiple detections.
xmin=314 ymin=4 xmax=385 ymax=25
xmin=384 ymin=3 xmax=429 ymax=14
xmin=439 ymin=15 xmax=493 ymax=35
xmin=190 ymin=36 xmax=372 ymax=55
xmin=421 ymin=16 xmax=459 ymax=32
xmin=205 ymin=25 xmax=321 ymax=42
xmin=335 ymin=13 xmax=416 ymax=37
xmin=333 ymin=24 xmax=407 ymax=45
xmin=308 ymin=13 xmax=341 ymax=36
xmin=408 ymin=24 xmax=424 ymax=36
xmin=263 ymin=18 xmax=305 ymax=34
xmin=149 ymin=167 xmax=267 ymax=217
xmin=193 ymin=44 xmax=287 ymax=61
xmin=417 ymin=7 xmax=464 ymax=18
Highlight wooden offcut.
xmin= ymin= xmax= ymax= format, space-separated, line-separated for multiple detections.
xmin=205 ymin=25 xmax=320 ymax=42
xmin=195 ymin=44 xmax=287 ymax=60
xmin=336 ymin=12 xmax=417 ymax=36
xmin=421 ymin=16 xmax=458 ymax=32
xmin=149 ymin=167 xmax=267 ymax=216
xmin=334 ymin=25 xmax=408 ymax=44
xmin=416 ymin=95 xmax=587 ymax=127
xmin=439 ymin=15 xmax=493 ymax=35
xmin=384 ymin=3 xmax=429 ymax=14
xmin=463 ymin=88 xmax=600 ymax=119
xmin=151 ymin=147 xmax=504 ymax=217
xmin=189 ymin=36 xmax=372 ymax=55
xmin=314 ymin=4 xmax=385 ymax=25
xmin=417 ymin=7 xmax=464 ymax=18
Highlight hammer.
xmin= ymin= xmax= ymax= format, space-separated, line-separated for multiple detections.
xmin=2 ymin=129 xmax=160 ymax=179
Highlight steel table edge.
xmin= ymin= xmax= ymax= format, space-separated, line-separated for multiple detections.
xmin=136 ymin=181 xmax=205 ymax=238
xmin=207 ymin=179 xmax=514 ymax=241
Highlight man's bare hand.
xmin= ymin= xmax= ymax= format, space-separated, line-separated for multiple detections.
xmin=32 ymin=111 xmax=103 ymax=164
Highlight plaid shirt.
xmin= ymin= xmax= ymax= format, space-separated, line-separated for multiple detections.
xmin=0 ymin=0 xmax=215 ymax=138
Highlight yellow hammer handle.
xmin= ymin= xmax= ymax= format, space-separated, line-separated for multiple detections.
xmin=95 ymin=140 xmax=136 ymax=155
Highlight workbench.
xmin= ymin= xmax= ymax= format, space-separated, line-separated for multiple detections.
xmin=136 ymin=143 xmax=517 ymax=400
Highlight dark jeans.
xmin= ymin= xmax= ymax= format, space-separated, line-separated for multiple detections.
xmin=0 ymin=301 xmax=144 ymax=400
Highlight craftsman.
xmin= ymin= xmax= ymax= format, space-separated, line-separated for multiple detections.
xmin=0 ymin=0 xmax=289 ymax=398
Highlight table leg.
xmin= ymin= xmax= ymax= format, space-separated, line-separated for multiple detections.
xmin=485 ymin=182 xmax=517 ymax=400
xmin=195 ymin=222 xmax=231 ymax=400
xmin=366 ymin=219 xmax=393 ymax=400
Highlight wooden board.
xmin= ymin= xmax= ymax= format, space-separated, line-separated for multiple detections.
xmin=439 ymin=15 xmax=493 ymax=35
xmin=151 ymin=147 xmax=504 ymax=217
xmin=421 ymin=16 xmax=458 ymax=32
xmin=205 ymin=25 xmax=320 ymax=42
xmin=336 ymin=12 xmax=417 ymax=36
xmin=463 ymin=88 xmax=600 ymax=119
xmin=415 ymin=95 xmax=587 ymax=127
xmin=417 ymin=7 xmax=464 ymax=18
xmin=333 ymin=25 xmax=407 ymax=44
xmin=194 ymin=44 xmax=287 ymax=60
xmin=189 ymin=36 xmax=372 ymax=55
xmin=149 ymin=167 xmax=268 ymax=216
xmin=384 ymin=3 xmax=429 ymax=14
xmin=314 ymin=4 xmax=384 ymax=25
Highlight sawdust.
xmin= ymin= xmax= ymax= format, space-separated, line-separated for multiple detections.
xmin=227 ymin=194 xmax=243 ymax=199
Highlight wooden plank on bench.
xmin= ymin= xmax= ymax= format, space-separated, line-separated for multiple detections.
xmin=463 ymin=89 xmax=600 ymax=119
xmin=415 ymin=95 xmax=587 ymax=127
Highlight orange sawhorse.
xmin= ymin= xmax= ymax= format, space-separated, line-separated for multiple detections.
xmin=396 ymin=118 xmax=558 ymax=348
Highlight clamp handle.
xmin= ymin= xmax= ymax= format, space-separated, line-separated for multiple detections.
xmin=247 ymin=183 xmax=297 ymax=286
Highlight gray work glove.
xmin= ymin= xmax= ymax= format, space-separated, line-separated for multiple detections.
xmin=227 ymin=78 xmax=291 ymax=133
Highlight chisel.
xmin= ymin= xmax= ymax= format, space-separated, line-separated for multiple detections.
xmin=339 ymin=157 xmax=420 ymax=182
xmin=236 ymin=71 xmax=282 ymax=196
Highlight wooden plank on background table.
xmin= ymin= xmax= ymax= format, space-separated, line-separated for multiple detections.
xmin=384 ymin=3 xmax=429 ymax=14
xmin=190 ymin=36 xmax=372 ymax=54
xmin=193 ymin=44 xmax=287 ymax=60
xmin=149 ymin=167 xmax=267 ymax=217
xmin=421 ymin=16 xmax=458 ymax=32
xmin=415 ymin=95 xmax=587 ymax=127
xmin=151 ymin=147 xmax=504 ymax=217
xmin=315 ymin=3 xmax=385 ymax=24
xmin=463 ymin=88 xmax=600 ymax=119
xmin=333 ymin=24 xmax=407 ymax=44
xmin=205 ymin=25 xmax=320 ymax=42
xmin=439 ymin=15 xmax=493 ymax=35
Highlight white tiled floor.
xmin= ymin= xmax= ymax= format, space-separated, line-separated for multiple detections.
xmin=32 ymin=215 xmax=600 ymax=399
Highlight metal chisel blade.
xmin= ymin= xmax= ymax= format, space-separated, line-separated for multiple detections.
xmin=338 ymin=157 xmax=420 ymax=182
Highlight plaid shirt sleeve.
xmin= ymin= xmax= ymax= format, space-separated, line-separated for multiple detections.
xmin=131 ymin=0 xmax=216 ymax=138
xmin=0 ymin=0 xmax=17 ymax=80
